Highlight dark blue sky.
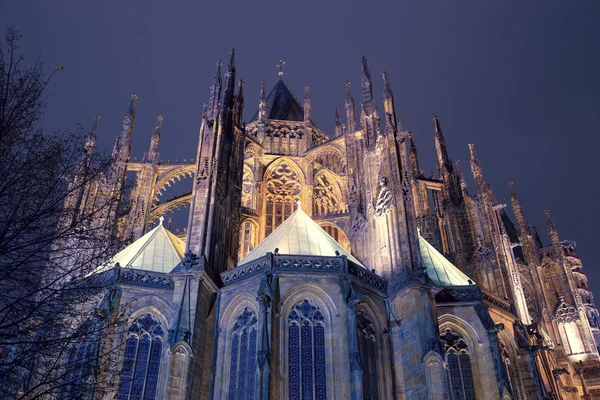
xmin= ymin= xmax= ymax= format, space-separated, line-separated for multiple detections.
xmin=2 ymin=1 xmax=599 ymax=291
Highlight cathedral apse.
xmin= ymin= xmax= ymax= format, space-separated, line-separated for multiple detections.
xmin=73 ymin=51 xmax=600 ymax=399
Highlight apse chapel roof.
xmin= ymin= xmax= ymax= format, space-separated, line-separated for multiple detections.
xmin=250 ymin=80 xmax=304 ymax=122
xmin=238 ymin=207 xmax=363 ymax=267
xmin=94 ymin=218 xmax=185 ymax=274
xmin=419 ymin=234 xmax=474 ymax=287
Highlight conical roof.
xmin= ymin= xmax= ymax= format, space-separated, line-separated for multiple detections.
xmin=250 ymin=80 xmax=304 ymax=122
xmin=419 ymin=234 xmax=475 ymax=287
xmin=239 ymin=208 xmax=363 ymax=267
xmin=94 ymin=219 xmax=185 ymax=274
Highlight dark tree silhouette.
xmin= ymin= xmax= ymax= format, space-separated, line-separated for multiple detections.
xmin=0 ymin=28 xmax=128 ymax=400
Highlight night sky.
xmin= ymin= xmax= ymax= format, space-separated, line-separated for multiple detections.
xmin=2 ymin=2 xmax=599 ymax=292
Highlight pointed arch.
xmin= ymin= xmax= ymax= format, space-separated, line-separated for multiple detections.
xmin=263 ymin=157 xmax=305 ymax=237
xmin=313 ymin=169 xmax=346 ymax=217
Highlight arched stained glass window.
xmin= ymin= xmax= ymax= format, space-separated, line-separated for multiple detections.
xmin=117 ymin=313 xmax=165 ymax=400
xmin=265 ymin=162 xmax=301 ymax=236
xmin=440 ymin=328 xmax=476 ymax=400
xmin=228 ymin=307 xmax=258 ymax=400
xmin=357 ymin=310 xmax=379 ymax=400
xmin=288 ymin=299 xmax=327 ymax=400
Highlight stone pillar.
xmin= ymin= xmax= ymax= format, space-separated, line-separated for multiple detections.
xmin=257 ymin=293 xmax=271 ymax=400
xmin=346 ymin=296 xmax=363 ymax=400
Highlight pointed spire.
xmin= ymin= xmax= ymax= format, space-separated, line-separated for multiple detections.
xmin=545 ymin=209 xmax=561 ymax=247
xmin=382 ymin=71 xmax=397 ymax=133
xmin=533 ymin=225 xmax=544 ymax=248
xmin=147 ymin=115 xmax=163 ymax=163
xmin=433 ymin=115 xmax=450 ymax=169
xmin=334 ymin=108 xmax=343 ymax=138
xmin=220 ymin=48 xmax=237 ymax=121
xmin=408 ymin=132 xmax=420 ymax=177
xmin=208 ymin=59 xmax=223 ymax=120
xmin=360 ymin=56 xmax=374 ymax=104
xmin=345 ymin=81 xmax=356 ymax=133
xmin=258 ymin=82 xmax=267 ymax=122
xmin=85 ymin=114 xmax=100 ymax=155
xmin=304 ymin=86 xmax=311 ymax=121
xmin=118 ymin=94 xmax=137 ymax=161
xmin=382 ymin=71 xmax=393 ymax=100
xmin=233 ymin=79 xmax=245 ymax=127
xmin=468 ymin=143 xmax=485 ymax=190
xmin=509 ymin=182 xmax=528 ymax=237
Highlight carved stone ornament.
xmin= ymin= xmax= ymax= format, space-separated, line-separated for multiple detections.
xmin=554 ymin=296 xmax=580 ymax=324
xmin=374 ymin=176 xmax=393 ymax=217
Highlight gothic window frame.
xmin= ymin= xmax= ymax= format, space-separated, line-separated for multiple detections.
xmin=263 ymin=160 xmax=303 ymax=237
xmin=117 ymin=312 xmax=166 ymax=400
xmin=287 ymin=298 xmax=328 ymax=400
xmin=242 ymin=164 xmax=256 ymax=210
xmin=222 ymin=305 xmax=259 ymax=400
xmin=440 ymin=327 xmax=477 ymax=400
xmin=356 ymin=308 xmax=380 ymax=400
xmin=312 ymin=170 xmax=344 ymax=217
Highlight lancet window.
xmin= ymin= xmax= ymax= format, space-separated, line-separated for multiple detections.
xmin=356 ymin=309 xmax=379 ymax=400
xmin=288 ymin=299 xmax=327 ymax=400
xmin=228 ymin=307 xmax=258 ymax=400
xmin=265 ymin=162 xmax=301 ymax=236
xmin=313 ymin=174 xmax=341 ymax=217
xmin=117 ymin=313 xmax=165 ymax=400
xmin=440 ymin=328 xmax=476 ymax=400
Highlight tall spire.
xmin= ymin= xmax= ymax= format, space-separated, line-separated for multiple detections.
xmin=334 ymin=108 xmax=343 ymax=138
xmin=220 ymin=48 xmax=237 ymax=121
xmin=120 ymin=94 xmax=137 ymax=155
xmin=545 ymin=209 xmax=561 ymax=247
xmin=468 ymin=143 xmax=486 ymax=191
xmin=85 ymin=114 xmax=100 ymax=156
xmin=360 ymin=56 xmax=374 ymax=105
xmin=382 ymin=71 xmax=397 ymax=133
xmin=433 ymin=115 xmax=450 ymax=170
xmin=258 ymin=82 xmax=266 ymax=123
xmin=208 ymin=59 xmax=223 ymax=120
xmin=509 ymin=181 xmax=538 ymax=266
xmin=408 ymin=132 xmax=420 ymax=177
xmin=345 ymin=81 xmax=356 ymax=133
xmin=233 ymin=80 xmax=245 ymax=127
xmin=304 ymin=86 xmax=311 ymax=121
xmin=147 ymin=115 xmax=163 ymax=163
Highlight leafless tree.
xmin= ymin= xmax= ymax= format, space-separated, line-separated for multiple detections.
xmin=0 ymin=28 xmax=128 ymax=399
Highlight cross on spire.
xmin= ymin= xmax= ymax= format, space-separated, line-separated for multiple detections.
xmin=277 ymin=59 xmax=286 ymax=79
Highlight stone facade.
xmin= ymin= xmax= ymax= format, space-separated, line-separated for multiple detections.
xmin=75 ymin=52 xmax=600 ymax=399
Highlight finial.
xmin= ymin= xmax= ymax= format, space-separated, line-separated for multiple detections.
xmin=296 ymin=200 xmax=302 ymax=210
xmin=277 ymin=59 xmax=286 ymax=79
xmin=159 ymin=215 xmax=164 ymax=225
xmin=382 ymin=71 xmax=392 ymax=98
xmin=157 ymin=114 xmax=164 ymax=124
xmin=304 ymin=86 xmax=310 ymax=101
xmin=468 ymin=143 xmax=477 ymax=160
xmin=216 ymin=59 xmax=223 ymax=75
xmin=228 ymin=49 xmax=236 ymax=69
xmin=433 ymin=115 xmax=442 ymax=136
xmin=360 ymin=56 xmax=373 ymax=102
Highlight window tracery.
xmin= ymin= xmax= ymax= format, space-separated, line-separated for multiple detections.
xmin=265 ymin=162 xmax=301 ymax=236
xmin=228 ymin=307 xmax=258 ymax=400
xmin=117 ymin=313 xmax=165 ymax=400
xmin=242 ymin=166 xmax=256 ymax=209
xmin=356 ymin=309 xmax=379 ymax=400
xmin=440 ymin=328 xmax=476 ymax=400
xmin=313 ymin=174 xmax=341 ymax=217
xmin=288 ymin=299 xmax=327 ymax=400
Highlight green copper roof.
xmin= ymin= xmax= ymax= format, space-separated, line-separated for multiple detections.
xmin=419 ymin=234 xmax=475 ymax=287
xmin=238 ymin=207 xmax=363 ymax=267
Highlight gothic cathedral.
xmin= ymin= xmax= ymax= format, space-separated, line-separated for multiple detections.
xmin=75 ymin=51 xmax=600 ymax=399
